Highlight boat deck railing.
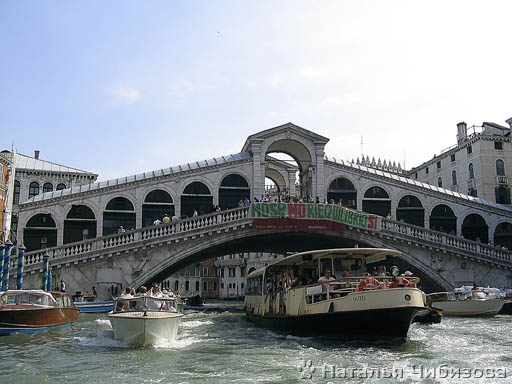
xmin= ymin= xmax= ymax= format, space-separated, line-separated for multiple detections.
xmin=112 ymin=296 xmax=178 ymax=313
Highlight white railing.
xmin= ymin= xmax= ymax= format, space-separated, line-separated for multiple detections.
xmin=19 ymin=207 xmax=251 ymax=269
xmin=13 ymin=205 xmax=512 ymax=270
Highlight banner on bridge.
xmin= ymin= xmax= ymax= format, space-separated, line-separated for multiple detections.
xmin=250 ymin=203 xmax=380 ymax=232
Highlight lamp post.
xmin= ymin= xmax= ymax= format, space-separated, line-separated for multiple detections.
xmin=16 ymin=244 xmax=26 ymax=290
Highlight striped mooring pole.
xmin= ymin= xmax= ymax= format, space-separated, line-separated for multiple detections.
xmin=47 ymin=269 xmax=52 ymax=292
xmin=42 ymin=252 xmax=50 ymax=291
xmin=1 ymin=240 xmax=13 ymax=291
xmin=0 ymin=242 xmax=4 ymax=289
xmin=16 ymin=244 xmax=26 ymax=290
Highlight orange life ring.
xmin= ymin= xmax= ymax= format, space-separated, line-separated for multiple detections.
xmin=359 ymin=277 xmax=379 ymax=291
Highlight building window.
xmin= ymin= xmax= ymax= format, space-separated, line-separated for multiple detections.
xmin=213 ymin=282 xmax=217 ymax=291
xmin=56 ymin=183 xmax=66 ymax=190
xmin=196 ymin=281 xmax=200 ymax=291
xmin=241 ymin=283 xmax=244 ymax=289
xmin=451 ymin=153 xmax=456 ymax=162
xmin=13 ymin=180 xmax=20 ymax=204
xmin=414 ymin=172 xmax=418 ymax=179
xmin=438 ymin=177 xmax=443 ymax=188
xmin=467 ymin=145 xmax=472 ymax=155
xmin=495 ymin=141 xmax=503 ymax=150
xmin=437 ymin=161 xmax=441 ymax=169
xmin=496 ymin=159 xmax=506 ymax=176
xmin=229 ymin=268 xmax=236 ymax=277
xmin=469 ymin=163 xmax=474 ymax=179
xmin=203 ymin=281 xmax=208 ymax=291
xmin=175 ymin=280 xmax=179 ymax=291
xmin=221 ymin=268 xmax=225 ymax=278
xmin=185 ymin=281 xmax=190 ymax=291
xmin=468 ymin=188 xmax=478 ymax=197
xmin=452 ymin=170 xmax=457 ymax=186
xmin=203 ymin=267 xmax=208 ymax=276
xmin=496 ymin=186 xmax=511 ymax=205
xmin=221 ymin=283 xmax=224 ymax=289
xmin=425 ymin=167 xmax=429 ymax=174
xmin=28 ymin=181 xmax=40 ymax=198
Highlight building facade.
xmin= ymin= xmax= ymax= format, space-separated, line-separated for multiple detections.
xmin=410 ymin=119 xmax=512 ymax=206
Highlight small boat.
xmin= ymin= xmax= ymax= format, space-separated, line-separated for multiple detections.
xmin=412 ymin=307 xmax=442 ymax=324
xmin=184 ymin=294 xmax=203 ymax=309
xmin=245 ymin=248 xmax=427 ymax=343
xmin=108 ymin=295 xmax=183 ymax=346
xmin=0 ymin=290 xmax=79 ymax=335
xmin=499 ymin=288 xmax=512 ymax=315
xmin=428 ymin=287 xmax=506 ymax=317
xmin=74 ymin=300 xmax=114 ymax=313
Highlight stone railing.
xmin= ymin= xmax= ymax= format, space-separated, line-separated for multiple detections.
xmin=380 ymin=219 xmax=511 ymax=264
xmin=17 ymin=207 xmax=251 ymax=269
xmin=10 ymin=205 xmax=512 ymax=271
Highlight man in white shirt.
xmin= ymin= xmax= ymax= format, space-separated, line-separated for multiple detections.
xmin=318 ymin=270 xmax=335 ymax=292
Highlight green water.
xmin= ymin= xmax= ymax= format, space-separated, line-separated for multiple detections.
xmin=0 ymin=303 xmax=510 ymax=384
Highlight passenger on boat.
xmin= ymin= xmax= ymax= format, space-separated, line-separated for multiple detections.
xmin=318 ymin=270 xmax=336 ymax=292
xmin=117 ymin=288 xmax=134 ymax=311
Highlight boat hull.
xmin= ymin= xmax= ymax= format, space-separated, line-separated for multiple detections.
xmin=108 ymin=312 xmax=182 ymax=346
xmin=432 ymin=299 xmax=505 ymax=316
xmin=74 ymin=300 xmax=114 ymax=313
xmin=0 ymin=307 xmax=79 ymax=335
xmin=247 ymin=306 xmax=422 ymax=342
xmin=499 ymin=301 xmax=512 ymax=315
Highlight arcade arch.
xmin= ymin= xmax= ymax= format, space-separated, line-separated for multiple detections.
xmin=494 ymin=222 xmax=512 ymax=249
xmin=181 ymin=181 xmax=213 ymax=217
xmin=429 ymin=204 xmax=456 ymax=234
xmin=396 ymin=195 xmax=424 ymax=227
xmin=327 ymin=177 xmax=357 ymax=209
xmin=461 ymin=214 xmax=489 ymax=243
xmin=218 ymin=174 xmax=250 ymax=209
xmin=24 ymin=213 xmax=57 ymax=251
xmin=63 ymin=205 xmax=97 ymax=244
xmin=362 ymin=186 xmax=391 ymax=217
xmin=103 ymin=197 xmax=136 ymax=235
xmin=142 ymin=189 xmax=175 ymax=227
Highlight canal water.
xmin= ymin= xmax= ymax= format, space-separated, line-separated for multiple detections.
xmin=1 ymin=302 xmax=510 ymax=384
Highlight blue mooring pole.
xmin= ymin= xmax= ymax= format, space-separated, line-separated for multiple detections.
xmin=42 ymin=252 xmax=49 ymax=291
xmin=17 ymin=244 xmax=26 ymax=290
xmin=0 ymin=242 xmax=4 ymax=289
xmin=1 ymin=240 xmax=13 ymax=291
xmin=47 ymin=269 xmax=52 ymax=292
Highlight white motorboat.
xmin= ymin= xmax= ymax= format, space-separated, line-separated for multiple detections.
xmin=428 ymin=286 xmax=506 ymax=317
xmin=108 ymin=296 xmax=183 ymax=346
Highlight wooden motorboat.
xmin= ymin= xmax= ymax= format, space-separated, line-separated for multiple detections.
xmin=428 ymin=287 xmax=506 ymax=317
xmin=0 ymin=290 xmax=79 ymax=335
xmin=245 ymin=248 xmax=427 ymax=343
xmin=108 ymin=295 xmax=183 ymax=346
xmin=74 ymin=300 xmax=114 ymax=313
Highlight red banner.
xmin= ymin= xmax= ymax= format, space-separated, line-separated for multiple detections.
xmin=253 ymin=218 xmax=346 ymax=233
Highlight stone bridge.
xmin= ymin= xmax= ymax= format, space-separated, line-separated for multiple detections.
xmin=9 ymin=205 xmax=512 ymax=298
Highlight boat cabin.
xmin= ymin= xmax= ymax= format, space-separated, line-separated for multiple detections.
xmin=0 ymin=290 xmax=56 ymax=307
xmin=112 ymin=296 xmax=179 ymax=313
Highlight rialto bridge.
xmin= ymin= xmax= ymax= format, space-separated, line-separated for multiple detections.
xmin=5 ymin=123 xmax=512 ymax=296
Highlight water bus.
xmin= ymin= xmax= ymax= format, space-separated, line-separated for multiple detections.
xmin=108 ymin=295 xmax=183 ymax=346
xmin=0 ymin=290 xmax=79 ymax=335
xmin=245 ymin=248 xmax=426 ymax=342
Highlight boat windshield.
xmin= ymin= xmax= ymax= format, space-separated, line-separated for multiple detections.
xmin=112 ymin=296 xmax=178 ymax=313
xmin=0 ymin=292 xmax=54 ymax=307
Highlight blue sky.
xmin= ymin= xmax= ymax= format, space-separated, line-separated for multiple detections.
xmin=1 ymin=1 xmax=511 ymax=181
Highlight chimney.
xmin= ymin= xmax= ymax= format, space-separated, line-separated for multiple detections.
xmin=506 ymin=117 xmax=512 ymax=129
xmin=457 ymin=122 xmax=467 ymax=144
xmin=34 ymin=150 xmax=40 ymax=160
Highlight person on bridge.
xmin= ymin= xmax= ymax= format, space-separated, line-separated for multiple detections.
xmin=153 ymin=218 xmax=162 ymax=225
xmin=60 ymin=280 xmax=66 ymax=292
xmin=162 ymin=214 xmax=171 ymax=223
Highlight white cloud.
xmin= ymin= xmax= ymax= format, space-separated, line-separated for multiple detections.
xmin=109 ymin=83 xmax=142 ymax=105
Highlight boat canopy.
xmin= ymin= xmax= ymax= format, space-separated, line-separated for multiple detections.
xmin=0 ymin=290 xmax=57 ymax=306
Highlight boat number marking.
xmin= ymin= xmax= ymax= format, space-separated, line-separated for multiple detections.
xmin=352 ymin=295 xmax=366 ymax=302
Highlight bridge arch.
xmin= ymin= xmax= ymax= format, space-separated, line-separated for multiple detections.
xmin=396 ymin=194 xmax=425 ymax=227
xmin=461 ymin=213 xmax=489 ymax=243
xmin=103 ymin=196 xmax=136 ymax=235
xmin=218 ymin=173 xmax=251 ymax=209
xmin=63 ymin=204 xmax=97 ymax=243
xmin=23 ymin=212 xmax=58 ymax=251
xmin=181 ymin=180 xmax=213 ymax=217
xmin=142 ymin=189 xmax=175 ymax=227
xmin=493 ymin=221 xmax=512 ymax=249
xmin=326 ymin=175 xmax=357 ymax=209
xmin=428 ymin=203 xmax=457 ymax=234
xmin=362 ymin=185 xmax=391 ymax=217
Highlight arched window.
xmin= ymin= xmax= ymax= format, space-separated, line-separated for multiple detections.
xmin=451 ymin=170 xmax=457 ymax=186
xmin=103 ymin=197 xmax=136 ymax=235
xmin=496 ymin=159 xmax=505 ymax=176
xmin=468 ymin=163 xmax=474 ymax=179
xmin=219 ymin=174 xmax=250 ymax=210
xmin=43 ymin=182 xmax=53 ymax=193
xmin=181 ymin=181 xmax=213 ymax=217
xmin=142 ymin=189 xmax=175 ymax=227
xmin=56 ymin=183 xmax=66 ymax=190
xmin=327 ymin=177 xmax=357 ymax=209
xmin=362 ymin=186 xmax=391 ymax=217
xmin=28 ymin=181 xmax=40 ymax=199
xmin=64 ymin=205 xmax=97 ymax=244
xmin=175 ymin=280 xmax=179 ymax=292
xmin=13 ymin=180 xmax=20 ymax=204
xmin=437 ymin=177 xmax=443 ymax=188
xmin=396 ymin=195 xmax=424 ymax=227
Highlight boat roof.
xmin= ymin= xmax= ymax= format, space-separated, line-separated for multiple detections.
xmin=247 ymin=248 xmax=401 ymax=278
xmin=0 ymin=289 xmax=56 ymax=301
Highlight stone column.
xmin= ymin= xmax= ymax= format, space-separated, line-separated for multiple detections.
xmin=313 ymin=144 xmax=326 ymax=201
xmin=251 ymin=142 xmax=264 ymax=201
xmin=287 ymin=170 xmax=297 ymax=197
